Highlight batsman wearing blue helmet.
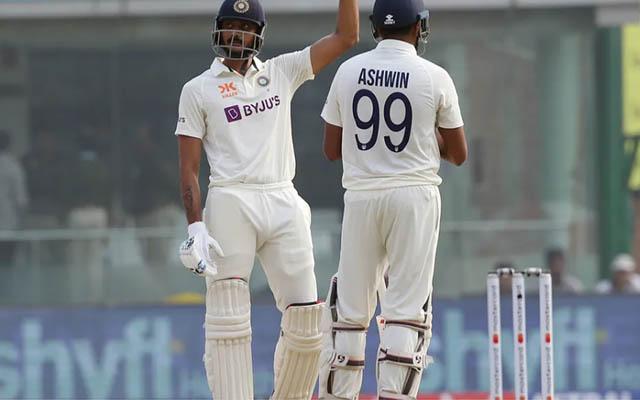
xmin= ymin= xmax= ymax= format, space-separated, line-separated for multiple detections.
xmin=318 ymin=0 xmax=468 ymax=398
xmin=173 ymin=0 xmax=359 ymax=399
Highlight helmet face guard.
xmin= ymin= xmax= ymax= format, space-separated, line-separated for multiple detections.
xmin=211 ymin=0 xmax=267 ymax=60
xmin=211 ymin=20 xmax=266 ymax=60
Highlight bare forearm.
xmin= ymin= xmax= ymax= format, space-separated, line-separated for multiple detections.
xmin=310 ymin=0 xmax=359 ymax=74
xmin=437 ymin=127 xmax=468 ymax=166
xmin=180 ymin=172 xmax=202 ymax=224
xmin=437 ymin=133 xmax=461 ymax=164
xmin=324 ymin=124 xmax=343 ymax=161
xmin=336 ymin=0 xmax=359 ymax=44
xmin=177 ymin=136 xmax=205 ymax=224
xmin=438 ymin=144 xmax=458 ymax=164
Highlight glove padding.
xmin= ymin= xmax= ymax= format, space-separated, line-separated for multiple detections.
xmin=179 ymin=221 xmax=224 ymax=278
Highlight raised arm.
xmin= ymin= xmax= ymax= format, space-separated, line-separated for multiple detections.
xmin=310 ymin=0 xmax=359 ymax=75
xmin=178 ymin=135 xmax=204 ymax=224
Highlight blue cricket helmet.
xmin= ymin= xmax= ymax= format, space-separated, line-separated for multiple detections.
xmin=370 ymin=0 xmax=430 ymax=43
xmin=212 ymin=0 xmax=267 ymax=60
xmin=216 ymin=0 xmax=266 ymax=28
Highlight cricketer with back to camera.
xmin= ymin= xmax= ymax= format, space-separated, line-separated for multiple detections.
xmin=318 ymin=0 xmax=467 ymax=398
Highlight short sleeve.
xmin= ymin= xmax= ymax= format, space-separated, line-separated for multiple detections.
xmin=270 ymin=46 xmax=315 ymax=93
xmin=321 ymin=68 xmax=342 ymax=127
xmin=175 ymin=79 xmax=206 ymax=139
xmin=436 ymin=70 xmax=464 ymax=129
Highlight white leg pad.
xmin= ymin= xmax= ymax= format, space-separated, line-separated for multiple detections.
xmin=271 ymin=302 xmax=324 ymax=400
xmin=377 ymin=319 xmax=433 ymax=399
xmin=204 ymin=279 xmax=253 ymax=400
xmin=318 ymin=278 xmax=367 ymax=400
xmin=318 ymin=323 xmax=367 ymax=400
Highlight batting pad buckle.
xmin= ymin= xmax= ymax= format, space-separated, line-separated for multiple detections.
xmin=330 ymin=352 xmax=366 ymax=370
xmin=378 ymin=348 xmax=430 ymax=370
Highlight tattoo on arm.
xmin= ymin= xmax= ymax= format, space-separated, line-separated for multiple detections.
xmin=183 ymin=186 xmax=194 ymax=212
xmin=178 ymin=136 xmax=204 ymax=224
xmin=181 ymin=183 xmax=202 ymax=224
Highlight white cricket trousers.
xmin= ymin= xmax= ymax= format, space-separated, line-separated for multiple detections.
xmin=203 ymin=183 xmax=318 ymax=310
xmin=337 ymin=185 xmax=441 ymax=326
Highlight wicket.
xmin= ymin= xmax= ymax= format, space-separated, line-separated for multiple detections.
xmin=486 ymin=267 xmax=554 ymax=400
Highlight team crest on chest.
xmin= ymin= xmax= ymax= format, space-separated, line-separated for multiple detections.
xmin=233 ymin=0 xmax=250 ymax=13
xmin=257 ymin=76 xmax=270 ymax=87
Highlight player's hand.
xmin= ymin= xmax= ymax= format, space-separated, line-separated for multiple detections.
xmin=179 ymin=221 xmax=224 ymax=278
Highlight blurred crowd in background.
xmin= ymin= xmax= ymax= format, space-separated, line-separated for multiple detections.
xmin=496 ymin=249 xmax=640 ymax=296
xmin=0 ymin=6 xmax=637 ymax=305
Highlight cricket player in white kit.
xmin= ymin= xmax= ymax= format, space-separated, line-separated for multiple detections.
xmin=174 ymin=0 xmax=359 ymax=398
xmin=318 ymin=0 xmax=468 ymax=398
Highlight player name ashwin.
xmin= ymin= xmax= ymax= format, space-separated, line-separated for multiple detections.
xmin=357 ymin=68 xmax=409 ymax=89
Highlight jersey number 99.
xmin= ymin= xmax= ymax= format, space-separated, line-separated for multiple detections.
xmin=352 ymin=89 xmax=412 ymax=153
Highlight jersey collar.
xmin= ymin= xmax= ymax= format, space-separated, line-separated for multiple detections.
xmin=210 ymin=57 xmax=264 ymax=77
xmin=376 ymin=39 xmax=417 ymax=55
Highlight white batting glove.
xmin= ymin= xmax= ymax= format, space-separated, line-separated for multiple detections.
xmin=179 ymin=221 xmax=225 ymax=278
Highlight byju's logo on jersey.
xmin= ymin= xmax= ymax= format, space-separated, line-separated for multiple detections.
xmin=219 ymin=82 xmax=238 ymax=98
xmin=224 ymin=105 xmax=243 ymax=123
xmin=224 ymin=95 xmax=281 ymax=123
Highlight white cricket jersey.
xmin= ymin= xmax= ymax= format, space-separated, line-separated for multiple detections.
xmin=321 ymin=40 xmax=464 ymax=191
xmin=175 ymin=47 xmax=314 ymax=187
